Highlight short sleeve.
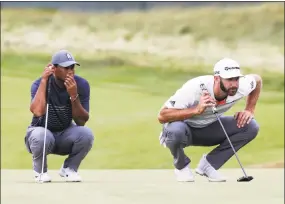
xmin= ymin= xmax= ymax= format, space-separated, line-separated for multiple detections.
xmin=78 ymin=80 xmax=90 ymax=113
xmin=164 ymin=80 xmax=197 ymax=109
xmin=238 ymin=75 xmax=257 ymax=96
xmin=31 ymin=79 xmax=41 ymax=102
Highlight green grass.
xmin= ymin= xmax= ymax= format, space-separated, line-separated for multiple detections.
xmin=1 ymin=53 xmax=284 ymax=169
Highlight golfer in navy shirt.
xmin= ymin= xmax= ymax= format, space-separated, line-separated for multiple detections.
xmin=25 ymin=50 xmax=94 ymax=182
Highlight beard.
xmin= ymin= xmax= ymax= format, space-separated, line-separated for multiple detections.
xmin=220 ymin=80 xmax=238 ymax=96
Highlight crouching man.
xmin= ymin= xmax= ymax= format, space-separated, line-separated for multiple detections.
xmin=158 ymin=58 xmax=262 ymax=182
xmin=25 ymin=50 xmax=94 ymax=183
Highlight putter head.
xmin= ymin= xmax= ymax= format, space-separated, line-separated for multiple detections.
xmin=36 ymin=174 xmax=44 ymax=184
xmin=237 ymin=176 xmax=253 ymax=182
xmin=36 ymin=179 xmax=44 ymax=184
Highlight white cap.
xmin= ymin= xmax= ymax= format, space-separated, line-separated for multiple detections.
xmin=213 ymin=58 xmax=243 ymax=79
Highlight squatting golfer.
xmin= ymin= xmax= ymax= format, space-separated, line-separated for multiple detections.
xmin=25 ymin=50 xmax=94 ymax=183
xmin=158 ymin=58 xmax=262 ymax=182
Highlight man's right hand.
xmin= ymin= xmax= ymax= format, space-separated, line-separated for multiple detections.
xmin=30 ymin=64 xmax=54 ymax=117
xmin=42 ymin=64 xmax=54 ymax=81
xmin=195 ymin=91 xmax=216 ymax=115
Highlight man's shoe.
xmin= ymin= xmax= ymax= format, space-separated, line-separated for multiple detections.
xmin=59 ymin=166 xmax=82 ymax=182
xmin=174 ymin=165 xmax=195 ymax=182
xmin=34 ymin=171 xmax=51 ymax=183
xmin=195 ymin=154 xmax=226 ymax=182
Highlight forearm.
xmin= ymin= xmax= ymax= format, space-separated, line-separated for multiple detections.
xmin=71 ymin=98 xmax=89 ymax=126
xmin=30 ymin=79 xmax=48 ymax=116
xmin=245 ymin=75 xmax=262 ymax=113
xmin=158 ymin=107 xmax=199 ymax=124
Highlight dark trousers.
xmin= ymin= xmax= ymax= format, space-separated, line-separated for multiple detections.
xmin=161 ymin=116 xmax=259 ymax=170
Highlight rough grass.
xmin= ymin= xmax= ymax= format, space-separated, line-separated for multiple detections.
xmin=1 ymin=3 xmax=284 ymax=72
xmin=2 ymin=3 xmax=283 ymax=44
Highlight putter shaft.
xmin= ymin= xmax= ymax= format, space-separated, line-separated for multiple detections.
xmin=39 ymin=104 xmax=49 ymax=182
xmin=200 ymin=83 xmax=251 ymax=181
xmin=212 ymin=107 xmax=248 ymax=178
xmin=39 ymin=76 xmax=52 ymax=183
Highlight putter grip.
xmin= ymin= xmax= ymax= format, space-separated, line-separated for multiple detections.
xmin=200 ymin=83 xmax=217 ymax=113
xmin=47 ymin=75 xmax=52 ymax=100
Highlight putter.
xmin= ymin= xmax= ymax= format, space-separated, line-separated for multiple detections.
xmin=212 ymin=107 xmax=253 ymax=182
xmin=200 ymin=83 xmax=253 ymax=182
xmin=38 ymin=75 xmax=52 ymax=183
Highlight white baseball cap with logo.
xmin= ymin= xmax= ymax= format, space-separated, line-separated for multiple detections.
xmin=213 ymin=58 xmax=243 ymax=79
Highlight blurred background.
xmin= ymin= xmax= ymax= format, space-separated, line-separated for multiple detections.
xmin=1 ymin=1 xmax=284 ymax=170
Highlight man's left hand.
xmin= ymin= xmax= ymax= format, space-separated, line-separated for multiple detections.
xmin=64 ymin=73 xmax=78 ymax=100
xmin=234 ymin=110 xmax=254 ymax=128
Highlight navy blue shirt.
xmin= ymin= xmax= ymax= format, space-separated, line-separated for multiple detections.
xmin=30 ymin=75 xmax=90 ymax=132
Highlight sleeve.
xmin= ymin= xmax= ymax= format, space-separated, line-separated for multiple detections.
xmin=238 ymin=75 xmax=257 ymax=96
xmin=30 ymin=80 xmax=40 ymax=102
xmin=163 ymin=80 xmax=197 ymax=109
xmin=78 ymin=80 xmax=90 ymax=113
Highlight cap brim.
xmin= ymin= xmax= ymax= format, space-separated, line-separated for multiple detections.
xmin=58 ymin=61 xmax=80 ymax=67
xmin=220 ymin=73 xmax=243 ymax=79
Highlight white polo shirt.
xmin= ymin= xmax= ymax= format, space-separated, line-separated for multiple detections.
xmin=162 ymin=75 xmax=257 ymax=128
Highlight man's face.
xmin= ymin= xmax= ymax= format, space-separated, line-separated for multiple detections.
xmin=218 ymin=76 xmax=240 ymax=96
xmin=54 ymin=64 xmax=75 ymax=81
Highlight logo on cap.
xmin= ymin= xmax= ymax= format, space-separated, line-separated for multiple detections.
xmin=224 ymin=67 xmax=240 ymax=71
xmin=66 ymin=53 xmax=72 ymax=60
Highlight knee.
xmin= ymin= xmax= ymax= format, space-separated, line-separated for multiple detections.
xmin=246 ymin=119 xmax=260 ymax=140
xmin=27 ymin=127 xmax=54 ymax=153
xmin=29 ymin=127 xmax=54 ymax=145
xmin=75 ymin=126 xmax=94 ymax=146
xmin=164 ymin=122 xmax=187 ymax=147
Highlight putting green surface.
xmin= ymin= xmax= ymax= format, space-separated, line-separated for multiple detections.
xmin=1 ymin=169 xmax=283 ymax=204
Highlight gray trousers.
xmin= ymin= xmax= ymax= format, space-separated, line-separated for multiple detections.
xmin=24 ymin=123 xmax=94 ymax=173
xmin=162 ymin=116 xmax=259 ymax=170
